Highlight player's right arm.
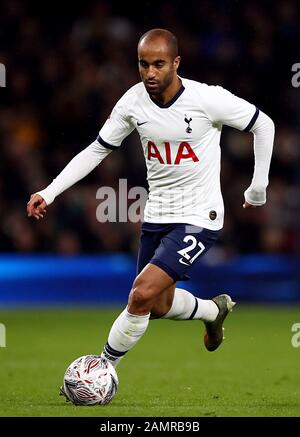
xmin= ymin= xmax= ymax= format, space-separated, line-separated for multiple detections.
xmin=27 ymin=140 xmax=113 ymax=219
xmin=27 ymin=91 xmax=135 ymax=220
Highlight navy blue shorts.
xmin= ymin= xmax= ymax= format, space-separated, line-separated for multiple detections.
xmin=136 ymin=222 xmax=220 ymax=282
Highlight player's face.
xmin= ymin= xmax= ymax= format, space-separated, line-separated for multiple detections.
xmin=138 ymin=41 xmax=180 ymax=96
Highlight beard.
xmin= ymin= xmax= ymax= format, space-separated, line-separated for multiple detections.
xmin=144 ymin=70 xmax=174 ymax=96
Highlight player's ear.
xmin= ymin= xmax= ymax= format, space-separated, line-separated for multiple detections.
xmin=173 ymin=56 xmax=181 ymax=71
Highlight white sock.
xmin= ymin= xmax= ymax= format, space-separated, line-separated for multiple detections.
xmin=162 ymin=288 xmax=219 ymax=322
xmin=101 ymin=307 xmax=150 ymax=367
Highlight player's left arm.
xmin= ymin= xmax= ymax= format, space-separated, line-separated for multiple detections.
xmin=242 ymin=110 xmax=275 ymax=208
xmin=204 ymin=86 xmax=275 ymax=208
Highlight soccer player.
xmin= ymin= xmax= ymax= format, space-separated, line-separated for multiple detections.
xmin=27 ymin=29 xmax=274 ymax=366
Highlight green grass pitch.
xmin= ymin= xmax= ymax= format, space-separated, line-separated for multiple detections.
xmin=0 ymin=305 xmax=299 ymax=417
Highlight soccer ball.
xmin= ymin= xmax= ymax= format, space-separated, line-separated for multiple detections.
xmin=61 ymin=355 xmax=118 ymax=406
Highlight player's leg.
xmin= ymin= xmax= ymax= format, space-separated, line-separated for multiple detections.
xmin=100 ymin=223 xmax=174 ymax=367
xmin=150 ymin=282 xmax=232 ymax=325
xmin=160 ymin=288 xmax=236 ymax=351
xmin=149 ymin=283 xmax=175 ymax=319
xmin=149 ymin=282 xmax=219 ymax=321
xmin=101 ymin=263 xmax=174 ymax=367
xmin=148 ymin=224 xmax=236 ymax=351
xmin=127 ymin=263 xmax=175 ymax=315
xmin=100 ymin=223 xmax=235 ymax=367
xmin=127 ymin=265 xmax=235 ymax=352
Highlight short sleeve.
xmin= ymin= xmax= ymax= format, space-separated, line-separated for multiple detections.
xmin=98 ymin=95 xmax=135 ymax=149
xmin=204 ymin=85 xmax=259 ymax=131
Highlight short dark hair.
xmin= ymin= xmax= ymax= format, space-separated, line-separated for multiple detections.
xmin=138 ymin=28 xmax=178 ymax=59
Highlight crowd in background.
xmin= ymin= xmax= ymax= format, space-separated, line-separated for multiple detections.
xmin=0 ymin=0 xmax=299 ymax=259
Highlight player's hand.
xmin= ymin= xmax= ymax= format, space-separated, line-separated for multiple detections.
xmin=243 ymin=186 xmax=266 ymax=209
xmin=27 ymin=193 xmax=47 ymax=220
xmin=243 ymin=201 xmax=256 ymax=209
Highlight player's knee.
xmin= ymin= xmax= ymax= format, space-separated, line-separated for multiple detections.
xmin=129 ymin=288 xmax=149 ymax=310
xmin=130 ymin=285 xmax=153 ymax=307
xmin=128 ymin=277 xmax=155 ymax=311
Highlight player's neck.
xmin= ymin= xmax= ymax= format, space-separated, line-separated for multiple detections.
xmin=151 ymin=76 xmax=182 ymax=105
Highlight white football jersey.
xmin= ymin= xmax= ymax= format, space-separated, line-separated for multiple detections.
xmin=99 ymin=78 xmax=258 ymax=230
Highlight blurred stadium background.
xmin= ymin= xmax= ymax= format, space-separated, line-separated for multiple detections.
xmin=0 ymin=0 xmax=299 ymax=305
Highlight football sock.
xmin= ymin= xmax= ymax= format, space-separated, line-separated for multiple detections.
xmin=101 ymin=307 xmax=150 ymax=367
xmin=162 ymin=287 xmax=219 ymax=322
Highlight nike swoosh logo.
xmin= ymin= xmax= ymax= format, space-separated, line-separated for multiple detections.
xmin=179 ymin=258 xmax=190 ymax=266
xmin=137 ymin=121 xmax=148 ymax=126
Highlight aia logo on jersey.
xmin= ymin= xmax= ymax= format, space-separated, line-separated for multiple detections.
xmin=147 ymin=141 xmax=199 ymax=165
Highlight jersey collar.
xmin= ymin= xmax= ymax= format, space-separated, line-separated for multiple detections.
xmin=149 ymin=83 xmax=185 ymax=108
